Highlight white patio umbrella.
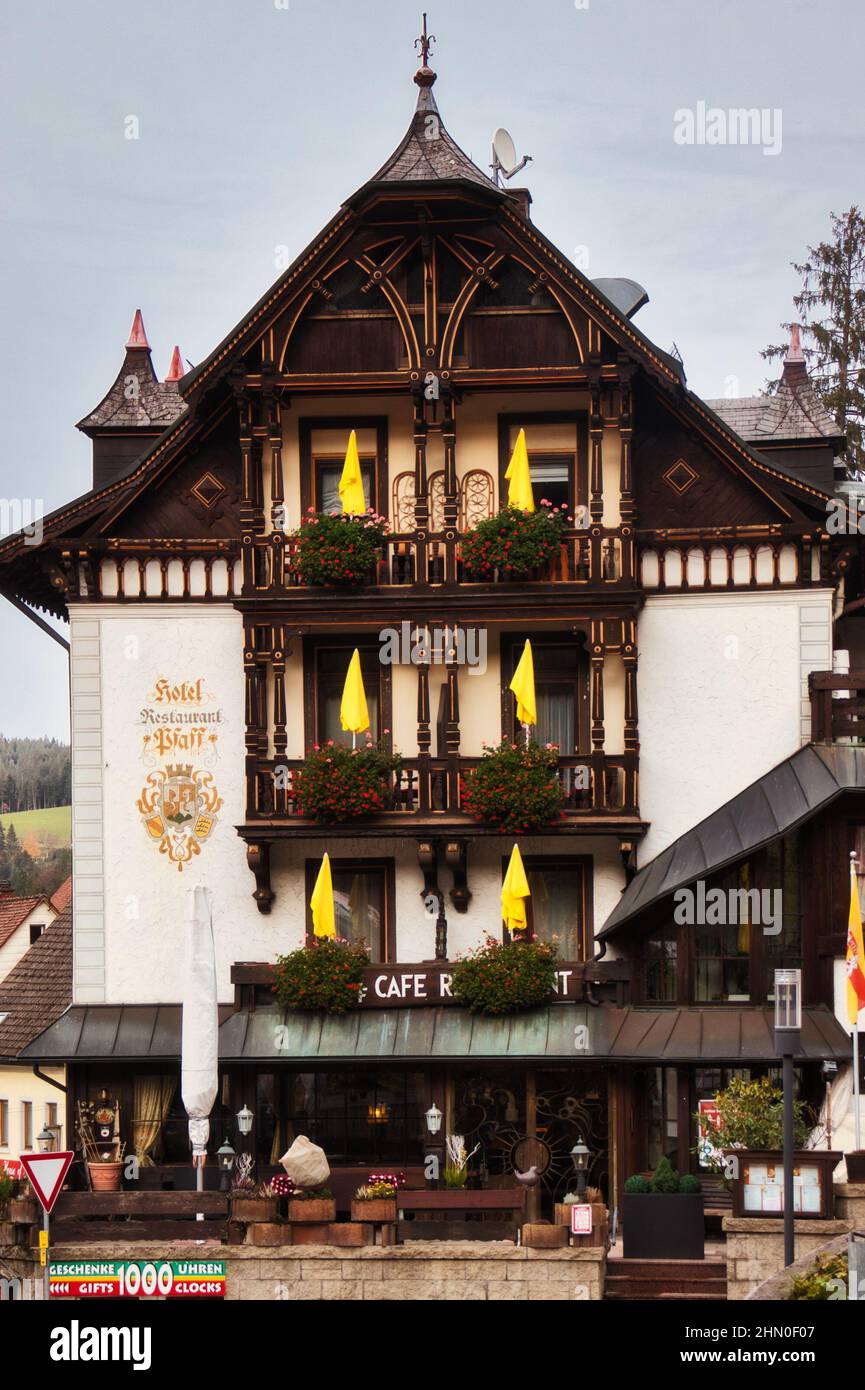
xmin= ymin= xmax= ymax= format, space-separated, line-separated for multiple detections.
xmin=182 ymin=884 xmax=219 ymax=1195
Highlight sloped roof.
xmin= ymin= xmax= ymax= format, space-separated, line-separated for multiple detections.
xmin=0 ymin=891 xmax=51 ymax=950
xmin=50 ymin=875 xmax=72 ymax=914
xmin=0 ymin=909 xmax=72 ymax=1059
xmin=600 ymin=743 xmax=865 ymax=937
xmin=76 ymin=311 xmax=187 ymax=434
xmin=706 ymin=385 xmax=843 ymax=446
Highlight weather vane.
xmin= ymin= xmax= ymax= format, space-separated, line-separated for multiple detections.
xmin=415 ymin=13 xmax=436 ymax=68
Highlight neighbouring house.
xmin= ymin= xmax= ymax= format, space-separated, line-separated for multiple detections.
xmin=0 ymin=41 xmax=861 ymax=1209
xmin=50 ymin=875 xmax=73 ymax=916
xmin=0 ymin=909 xmax=71 ymax=1163
xmin=0 ymin=883 xmax=58 ymax=984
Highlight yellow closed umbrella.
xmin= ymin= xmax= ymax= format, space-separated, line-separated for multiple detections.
xmin=505 ymin=428 xmax=535 ymax=513
xmin=340 ymin=649 xmax=370 ymax=746
xmin=509 ymin=639 xmax=537 ymax=733
xmin=311 ymin=853 xmax=336 ymax=940
xmin=502 ymin=844 xmax=531 ymax=937
xmin=339 ymin=430 xmax=367 ymax=516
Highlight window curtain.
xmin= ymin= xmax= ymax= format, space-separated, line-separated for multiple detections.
xmin=536 ymin=686 xmax=575 ymax=752
xmin=132 ymin=1075 xmax=177 ymax=1166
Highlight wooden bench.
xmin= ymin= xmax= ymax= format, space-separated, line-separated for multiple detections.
xmin=396 ymin=1188 xmax=527 ymax=1243
xmin=48 ymin=1191 xmax=229 ymax=1243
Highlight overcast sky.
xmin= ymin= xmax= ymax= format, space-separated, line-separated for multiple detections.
xmin=1 ymin=0 xmax=862 ymax=739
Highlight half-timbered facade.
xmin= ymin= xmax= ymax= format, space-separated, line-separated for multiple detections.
xmin=1 ymin=42 xmax=859 ymax=1211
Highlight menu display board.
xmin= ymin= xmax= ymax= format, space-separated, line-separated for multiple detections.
xmin=741 ymin=1160 xmax=822 ymax=1214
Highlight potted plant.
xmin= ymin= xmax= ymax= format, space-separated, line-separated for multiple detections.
xmin=289 ymin=509 xmax=389 ymax=587
xmin=451 ymin=933 xmax=558 ymax=1016
xmin=273 ymin=937 xmax=369 ymax=1015
xmin=622 ymin=1158 xmax=705 ymax=1259
xmin=460 ymin=741 xmax=565 ymax=833
xmin=351 ymin=1180 xmax=398 ymax=1224
xmin=0 ymin=1169 xmax=16 ymax=1220
xmin=443 ymin=1135 xmax=480 ymax=1189
xmin=293 ymin=739 xmax=402 ymax=823
xmin=231 ymin=1157 xmax=286 ymax=1223
xmin=461 ymin=502 xmax=569 ymax=581
xmin=705 ymin=1076 xmax=842 ymax=1218
xmin=287 ymin=1188 xmax=336 ymax=1224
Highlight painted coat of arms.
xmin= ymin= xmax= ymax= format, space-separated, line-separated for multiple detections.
xmin=137 ymin=763 xmax=223 ymax=870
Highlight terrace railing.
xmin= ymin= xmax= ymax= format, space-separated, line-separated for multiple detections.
xmin=809 ymin=670 xmax=865 ymax=741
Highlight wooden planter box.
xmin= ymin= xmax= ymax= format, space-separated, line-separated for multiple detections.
xmin=522 ymin=1222 xmax=568 ymax=1249
xmin=726 ymin=1150 xmax=843 ymax=1219
xmin=622 ymin=1194 xmax=705 ymax=1260
xmin=846 ymin=1151 xmax=865 ymax=1183
xmin=351 ymin=1198 xmax=397 ymax=1223
xmin=231 ymin=1196 xmax=279 ymax=1224
xmin=288 ymin=1197 xmax=336 ymax=1224
xmin=554 ymin=1200 xmax=607 ymax=1231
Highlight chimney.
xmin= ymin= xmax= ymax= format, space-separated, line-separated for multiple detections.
xmin=781 ymin=324 xmax=809 ymax=388
xmin=507 ymin=188 xmax=533 ymax=220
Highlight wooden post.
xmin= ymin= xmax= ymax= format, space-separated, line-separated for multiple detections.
xmin=591 ymin=634 xmax=606 ymax=811
xmin=416 ymin=626 xmax=432 ymax=814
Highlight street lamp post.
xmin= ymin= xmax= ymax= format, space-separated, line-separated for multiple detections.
xmin=216 ymin=1140 xmax=236 ymax=1194
xmin=774 ymin=968 xmax=802 ymax=1268
xmin=570 ymin=1138 xmax=591 ymax=1199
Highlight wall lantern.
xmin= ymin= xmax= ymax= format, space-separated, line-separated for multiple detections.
xmin=236 ymin=1104 xmax=254 ymax=1136
xmin=774 ymin=969 xmax=802 ymax=1033
xmin=425 ymin=1103 xmax=443 ymax=1135
xmin=217 ymin=1139 xmax=236 ymax=1192
xmin=570 ymin=1138 xmax=590 ymax=1174
xmin=36 ymin=1124 xmax=55 ymax=1154
xmin=367 ymin=1104 xmax=390 ymax=1126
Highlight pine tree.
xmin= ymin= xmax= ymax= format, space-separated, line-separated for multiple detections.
xmin=763 ymin=206 xmax=865 ymax=472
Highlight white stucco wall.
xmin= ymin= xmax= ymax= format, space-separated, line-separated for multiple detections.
xmin=0 ymin=1066 xmax=65 ymax=1161
xmin=637 ymin=590 xmax=833 ymax=864
xmin=0 ymin=902 xmax=57 ymax=983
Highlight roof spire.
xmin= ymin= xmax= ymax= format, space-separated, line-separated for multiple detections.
xmin=782 ymin=322 xmax=808 ymax=386
xmin=164 ymin=345 xmax=185 ymax=383
xmin=126 ymin=309 xmax=150 ymax=351
xmin=413 ymin=12 xmax=437 ymax=90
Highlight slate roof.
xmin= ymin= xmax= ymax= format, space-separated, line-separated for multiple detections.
xmin=0 ymin=908 xmax=72 ymax=1059
xmin=706 ymin=385 xmax=843 ymax=446
xmin=350 ymin=67 xmax=503 ymax=200
xmin=76 ymin=311 xmax=187 ymax=434
xmin=0 ymin=890 xmax=51 ymax=950
xmin=600 ymin=744 xmax=865 ymax=938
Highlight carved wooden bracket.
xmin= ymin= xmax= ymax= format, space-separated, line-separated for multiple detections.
xmin=445 ymin=839 xmax=471 ymax=913
xmin=247 ymin=841 xmax=274 ymax=914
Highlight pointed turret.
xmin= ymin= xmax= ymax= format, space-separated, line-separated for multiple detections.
xmin=164 ymin=345 xmax=185 ymax=383
xmin=77 ymin=311 xmax=187 ymax=490
xmin=781 ymin=323 xmax=809 ymax=388
xmin=347 ymin=18 xmax=504 ymax=206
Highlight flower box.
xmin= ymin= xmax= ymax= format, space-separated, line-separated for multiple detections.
xmin=350 ymin=1198 xmax=397 ymax=1223
xmin=231 ymin=1195 xmax=279 ymax=1224
xmin=288 ymin=1197 xmax=336 ymax=1224
xmin=845 ymin=1151 xmax=865 ymax=1183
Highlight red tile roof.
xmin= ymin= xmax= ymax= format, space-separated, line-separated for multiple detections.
xmin=0 ymin=891 xmax=50 ymax=950
xmin=0 ymin=909 xmax=72 ymax=1058
xmin=50 ymin=875 xmax=72 ymax=914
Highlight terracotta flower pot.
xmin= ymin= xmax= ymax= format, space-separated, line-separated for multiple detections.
xmin=350 ymin=1198 xmax=397 ymax=1223
xmin=231 ymin=1196 xmax=279 ymax=1224
xmin=288 ymin=1197 xmax=336 ymax=1224
xmin=88 ymin=1161 xmax=123 ymax=1192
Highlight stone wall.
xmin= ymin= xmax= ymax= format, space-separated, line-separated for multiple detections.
xmin=1 ymin=1240 xmax=606 ymax=1302
xmin=723 ymin=1217 xmax=852 ymax=1300
xmin=834 ymin=1183 xmax=865 ymax=1231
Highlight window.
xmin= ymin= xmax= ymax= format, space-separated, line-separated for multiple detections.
xmin=22 ymin=1101 xmax=32 ymax=1150
xmin=314 ymin=456 xmax=374 ymax=515
xmin=646 ymin=1067 xmax=678 ymax=1170
xmin=528 ymin=454 xmax=571 ymax=511
xmin=645 ymin=925 xmax=678 ymax=1003
xmin=504 ymin=636 xmax=589 ymax=753
xmin=499 ymin=415 xmax=587 ymax=516
xmin=45 ymin=1101 xmax=61 ymax=1149
xmin=313 ymin=645 xmax=382 ymax=748
xmin=30 ymin=923 xmax=45 ymax=944
xmin=284 ymin=1070 xmax=427 ymax=1166
xmin=764 ymin=833 xmax=804 ymax=998
xmin=508 ymin=858 xmax=591 ymax=959
xmin=305 ymin=859 xmax=394 ymax=962
xmin=694 ymin=865 xmax=752 ymax=1002
xmin=0 ymin=1100 xmax=8 ymax=1147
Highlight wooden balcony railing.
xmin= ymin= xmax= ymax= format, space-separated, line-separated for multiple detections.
xmin=245 ymin=526 xmax=635 ymax=594
xmin=245 ymin=752 xmax=639 ymax=824
xmin=809 ymin=670 xmax=865 ymax=741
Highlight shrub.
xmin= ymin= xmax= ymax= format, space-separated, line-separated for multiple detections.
xmin=273 ymin=938 xmax=369 ymax=1015
xmin=679 ymin=1173 xmax=703 ymax=1194
xmin=624 ymin=1174 xmax=650 ymax=1194
xmin=291 ymin=1187 xmax=333 ymax=1201
xmin=461 ymin=503 xmax=568 ymax=579
xmin=0 ymin=1171 xmax=17 ymax=1203
xmin=789 ymin=1252 xmax=848 ymax=1300
xmin=699 ymin=1076 xmax=812 ymax=1162
xmin=650 ymin=1156 xmax=681 ymax=1193
xmin=451 ymin=933 xmax=558 ymax=1016
xmin=460 ymin=741 xmax=565 ymax=833
xmin=290 ymin=509 xmax=388 ymax=587
xmin=293 ymin=740 xmax=401 ymax=823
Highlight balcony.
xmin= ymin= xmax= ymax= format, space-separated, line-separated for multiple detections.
xmin=243 ymin=524 xmax=635 ymax=596
xmin=809 ymin=669 xmax=865 ymax=741
xmin=243 ymin=751 xmax=640 ymax=832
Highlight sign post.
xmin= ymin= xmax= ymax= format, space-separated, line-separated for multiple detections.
xmin=19 ymin=1150 xmax=74 ymax=1301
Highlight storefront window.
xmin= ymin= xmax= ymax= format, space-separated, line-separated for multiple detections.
xmin=283 ymin=1070 xmax=426 ymax=1167
xmin=644 ymin=924 xmax=678 ymax=1002
xmin=764 ymin=833 xmax=804 ymax=997
xmin=453 ymin=1072 xmax=526 ymax=1182
xmin=645 ymin=1067 xmax=678 ymax=1170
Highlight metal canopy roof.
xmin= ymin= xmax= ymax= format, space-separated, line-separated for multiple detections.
xmin=20 ymin=1003 xmax=850 ymax=1065
xmin=600 ymin=743 xmax=865 ymax=938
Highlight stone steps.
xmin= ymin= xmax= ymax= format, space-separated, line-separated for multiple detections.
xmin=605 ymin=1258 xmax=727 ymax=1301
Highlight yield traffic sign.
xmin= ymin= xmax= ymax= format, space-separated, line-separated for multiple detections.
xmin=19 ymin=1151 xmax=74 ymax=1213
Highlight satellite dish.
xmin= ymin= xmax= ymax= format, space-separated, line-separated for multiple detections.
xmin=491 ymin=127 xmax=532 ymax=187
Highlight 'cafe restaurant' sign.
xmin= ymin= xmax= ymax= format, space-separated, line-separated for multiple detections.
xmin=355 ymin=963 xmax=589 ymax=1007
